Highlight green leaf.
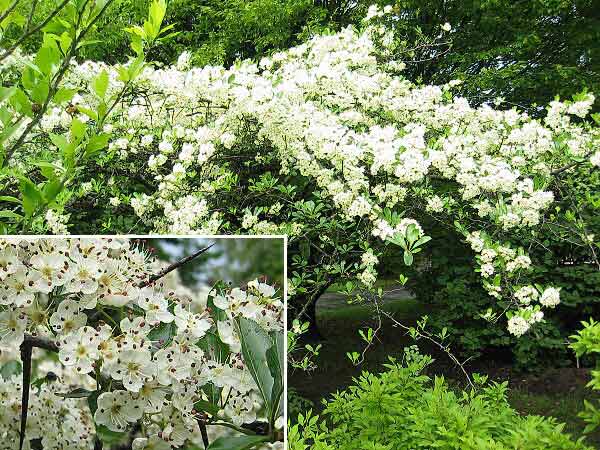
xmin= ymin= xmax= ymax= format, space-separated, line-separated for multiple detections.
xmin=96 ymin=425 xmax=128 ymax=445
xmin=387 ymin=233 xmax=407 ymax=250
xmin=10 ymin=89 xmax=32 ymax=117
xmin=0 ymin=195 xmax=20 ymax=204
xmin=85 ymin=133 xmax=110 ymax=157
xmin=406 ymin=224 xmax=420 ymax=244
xmin=148 ymin=322 xmax=176 ymax=349
xmin=207 ymin=435 xmax=269 ymax=450
xmin=193 ymin=399 xmax=220 ymax=417
xmin=70 ymin=117 xmax=86 ymax=143
xmin=413 ymin=235 xmax=432 ymax=248
xmin=56 ymin=388 xmax=94 ymax=398
xmin=0 ymin=210 xmax=23 ymax=220
xmin=0 ymin=86 xmax=16 ymax=104
xmin=76 ymin=106 xmax=98 ymax=121
xmin=235 ymin=317 xmax=275 ymax=416
xmin=0 ymin=360 xmax=22 ymax=379
xmin=18 ymin=178 xmax=43 ymax=216
xmin=92 ymin=70 xmax=109 ymax=99
xmin=127 ymin=55 xmax=145 ymax=81
xmin=54 ymin=88 xmax=78 ymax=104
xmin=42 ymin=180 xmax=64 ymax=204
xmin=197 ymin=331 xmax=230 ymax=363
xmin=403 ymin=251 xmax=414 ymax=266
xmin=49 ymin=133 xmax=69 ymax=152
xmin=266 ymin=331 xmax=284 ymax=423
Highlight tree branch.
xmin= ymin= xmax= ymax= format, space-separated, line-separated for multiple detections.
xmin=138 ymin=243 xmax=214 ymax=288
xmin=19 ymin=342 xmax=32 ymax=450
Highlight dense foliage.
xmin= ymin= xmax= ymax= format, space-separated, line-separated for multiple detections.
xmin=289 ymin=348 xmax=591 ymax=450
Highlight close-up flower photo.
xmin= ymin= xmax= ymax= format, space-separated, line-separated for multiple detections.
xmin=1 ymin=0 xmax=600 ymax=449
xmin=0 ymin=237 xmax=285 ymax=449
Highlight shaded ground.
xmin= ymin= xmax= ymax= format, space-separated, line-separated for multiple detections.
xmin=290 ymin=289 xmax=600 ymax=447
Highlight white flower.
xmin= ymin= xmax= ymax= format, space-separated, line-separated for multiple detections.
xmin=173 ymin=305 xmax=211 ymax=339
xmin=0 ymin=248 xmax=19 ymax=280
xmin=120 ymin=317 xmax=152 ymax=351
xmin=65 ymin=255 xmax=101 ymax=294
xmin=0 ymin=310 xmax=27 ymax=346
xmin=0 ymin=268 xmax=36 ymax=307
xmin=248 ymin=279 xmax=277 ymax=298
xmin=539 ymin=287 xmax=560 ymax=308
xmin=49 ymin=299 xmax=87 ymax=335
xmin=223 ymin=393 xmax=256 ymax=426
xmin=136 ymin=381 xmax=169 ymax=414
xmin=514 ymin=285 xmax=538 ymax=305
xmin=94 ymin=390 xmax=144 ymax=432
xmin=507 ymin=315 xmax=530 ymax=337
xmin=137 ymin=288 xmax=174 ymax=325
xmin=110 ymin=349 xmax=155 ymax=392
xmin=132 ymin=436 xmax=171 ymax=450
xmin=58 ymin=326 xmax=101 ymax=374
xmin=30 ymin=253 xmax=68 ymax=293
xmin=441 ymin=22 xmax=452 ymax=32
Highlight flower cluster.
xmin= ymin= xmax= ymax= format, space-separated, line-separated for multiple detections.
xmin=3 ymin=5 xmax=598 ymax=336
xmin=0 ymin=238 xmax=283 ymax=449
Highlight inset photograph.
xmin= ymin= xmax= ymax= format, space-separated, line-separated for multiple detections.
xmin=0 ymin=236 xmax=285 ymax=450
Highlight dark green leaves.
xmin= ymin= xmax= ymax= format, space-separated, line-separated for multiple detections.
xmin=55 ymin=387 xmax=94 ymax=398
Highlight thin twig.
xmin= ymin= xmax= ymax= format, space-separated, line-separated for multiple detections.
xmin=551 ymin=151 xmax=593 ymax=176
xmin=382 ymin=309 xmax=475 ymax=390
xmin=138 ymin=243 xmax=214 ymax=288
xmin=0 ymin=0 xmax=70 ymax=63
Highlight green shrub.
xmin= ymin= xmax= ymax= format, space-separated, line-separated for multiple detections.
xmin=289 ymin=349 xmax=592 ymax=450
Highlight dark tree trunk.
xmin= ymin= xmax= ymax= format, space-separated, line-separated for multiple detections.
xmin=304 ymin=295 xmax=322 ymax=341
xmin=298 ymin=280 xmax=335 ymax=342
